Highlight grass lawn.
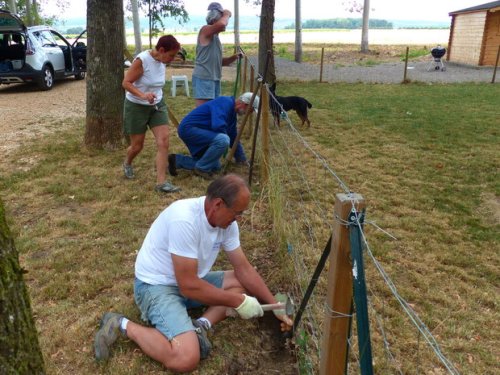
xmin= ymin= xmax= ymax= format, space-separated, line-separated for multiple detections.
xmin=1 ymin=79 xmax=498 ymax=374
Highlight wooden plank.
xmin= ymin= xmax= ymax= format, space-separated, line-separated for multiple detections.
xmin=167 ymin=106 xmax=180 ymax=128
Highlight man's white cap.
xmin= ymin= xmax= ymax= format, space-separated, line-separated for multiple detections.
xmin=239 ymin=92 xmax=260 ymax=112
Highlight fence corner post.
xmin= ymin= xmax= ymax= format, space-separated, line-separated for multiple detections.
xmin=320 ymin=193 xmax=366 ymax=375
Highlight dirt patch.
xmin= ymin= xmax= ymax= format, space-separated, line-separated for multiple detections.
xmin=0 ymin=78 xmax=86 ymax=158
xmin=0 ymin=66 xmax=237 ymax=160
xmin=479 ymin=192 xmax=500 ymax=225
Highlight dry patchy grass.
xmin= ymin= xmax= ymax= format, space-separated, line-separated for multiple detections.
xmin=1 ymin=75 xmax=498 ymax=374
xmin=267 ymin=81 xmax=499 ymax=374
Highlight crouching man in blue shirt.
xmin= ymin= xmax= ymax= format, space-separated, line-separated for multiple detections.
xmin=168 ymin=92 xmax=258 ymax=180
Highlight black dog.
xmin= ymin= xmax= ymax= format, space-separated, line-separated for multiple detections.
xmin=269 ymin=82 xmax=312 ymax=127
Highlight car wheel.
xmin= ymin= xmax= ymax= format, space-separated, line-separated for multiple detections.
xmin=74 ymin=71 xmax=86 ymax=80
xmin=38 ymin=65 xmax=54 ymax=90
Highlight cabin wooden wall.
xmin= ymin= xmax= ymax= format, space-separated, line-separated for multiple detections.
xmin=481 ymin=11 xmax=500 ymax=65
xmin=449 ymin=12 xmax=487 ymax=65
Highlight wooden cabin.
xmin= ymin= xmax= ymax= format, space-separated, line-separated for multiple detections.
xmin=448 ymin=1 xmax=500 ymax=66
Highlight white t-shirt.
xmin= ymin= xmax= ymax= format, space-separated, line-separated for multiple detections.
xmin=135 ymin=196 xmax=240 ymax=285
xmin=125 ymin=50 xmax=165 ymax=106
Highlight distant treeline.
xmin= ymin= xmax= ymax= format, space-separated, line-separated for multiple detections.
xmin=66 ymin=27 xmax=85 ymax=34
xmin=286 ymin=18 xmax=393 ymax=29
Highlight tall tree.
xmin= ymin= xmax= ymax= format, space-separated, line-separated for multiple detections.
xmin=258 ymin=0 xmax=275 ymax=84
xmin=25 ymin=0 xmax=32 ymax=25
xmin=136 ymin=0 xmax=188 ymax=49
xmin=84 ymin=0 xmax=124 ymax=149
xmin=234 ymin=0 xmax=240 ymax=52
xmin=360 ymin=0 xmax=370 ymax=53
xmin=343 ymin=0 xmax=371 ymax=53
xmin=131 ymin=0 xmax=142 ymax=56
xmin=0 ymin=0 xmax=68 ymax=25
xmin=294 ymin=0 xmax=302 ymax=63
xmin=31 ymin=0 xmax=42 ymax=25
xmin=8 ymin=0 xmax=16 ymax=13
xmin=0 ymin=200 xmax=45 ymax=374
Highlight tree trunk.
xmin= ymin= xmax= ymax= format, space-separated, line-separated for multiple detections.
xmin=25 ymin=0 xmax=32 ymax=25
xmin=84 ymin=0 xmax=125 ymax=149
xmin=294 ymin=0 xmax=302 ymax=63
xmin=148 ymin=1 xmax=153 ymax=49
xmin=8 ymin=0 xmax=16 ymax=13
xmin=0 ymin=200 xmax=45 ymax=375
xmin=234 ymin=0 xmax=240 ymax=53
xmin=360 ymin=0 xmax=370 ymax=53
xmin=131 ymin=0 xmax=142 ymax=56
xmin=32 ymin=0 xmax=40 ymax=25
xmin=258 ymin=0 xmax=276 ymax=85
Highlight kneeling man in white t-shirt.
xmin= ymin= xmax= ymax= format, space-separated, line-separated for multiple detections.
xmin=94 ymin=173 xmax=292 ymax=372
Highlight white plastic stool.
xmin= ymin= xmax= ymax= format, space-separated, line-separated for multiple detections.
xmin=171 ymin=75 xmax=190 ymax=97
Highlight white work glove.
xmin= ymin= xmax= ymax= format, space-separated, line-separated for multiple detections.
xmin=235 ymin=294 xmax=264 ymax=319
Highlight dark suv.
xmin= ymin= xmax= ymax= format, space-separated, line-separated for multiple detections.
xmin=0 ymin=10 xmax=86 ymax=90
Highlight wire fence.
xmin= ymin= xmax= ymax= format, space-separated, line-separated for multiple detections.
xmin=243 ymin=46 xmax=498 ymax=84
xmin=238 ymin=50 xmax=461 ymax=373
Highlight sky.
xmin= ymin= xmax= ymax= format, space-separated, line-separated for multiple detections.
xmin=45 ymin=0 xmax=484 ymax=22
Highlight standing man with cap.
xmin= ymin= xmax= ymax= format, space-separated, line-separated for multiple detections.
xmin=168 ymin=93 xmax=258 ymax=180
xmin=192 ymin=2 xmax=241 ymax=107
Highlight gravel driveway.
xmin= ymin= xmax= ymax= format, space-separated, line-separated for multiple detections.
xmin=271 ymin=57 xmax=499 ymax=84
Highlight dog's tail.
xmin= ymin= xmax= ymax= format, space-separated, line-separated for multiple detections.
xmin=306 ymin=100 xmax=312 ymax=109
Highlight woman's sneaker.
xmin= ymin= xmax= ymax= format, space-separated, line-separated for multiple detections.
xmin=123 ymin=163 xmax=134 ymax=179
xmin=155 ymin=181 xmax=181 ymax=193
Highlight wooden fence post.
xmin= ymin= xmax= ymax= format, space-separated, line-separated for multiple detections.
xmin=320 ymin=193 xmax=366 ymax=375
xmin=225 ymin=84 xmax=261 ymax=168
xmin=242 ymin=56 xmax=248 ymax=93
xmin=260 ymin=85 xmax=270 ymax=183
xmin=403 ymin=46 xmax=410 ymax=83
xmin=246 ymin=66 xmax=255 ymax=139
xmin=319 ymin=47 xmax=325 ymax=83
xmin=491 ymin=45 xmax=500 ymax=84
xmin=248 ymin=50 xmax=271 ymax=186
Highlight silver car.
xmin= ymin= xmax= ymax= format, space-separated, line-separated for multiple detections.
xmin=0 ymin=10 xmax=86 ymax=90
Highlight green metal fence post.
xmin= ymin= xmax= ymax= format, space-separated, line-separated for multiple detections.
xmin=349 ymin=209 xmax=373 ymax=375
